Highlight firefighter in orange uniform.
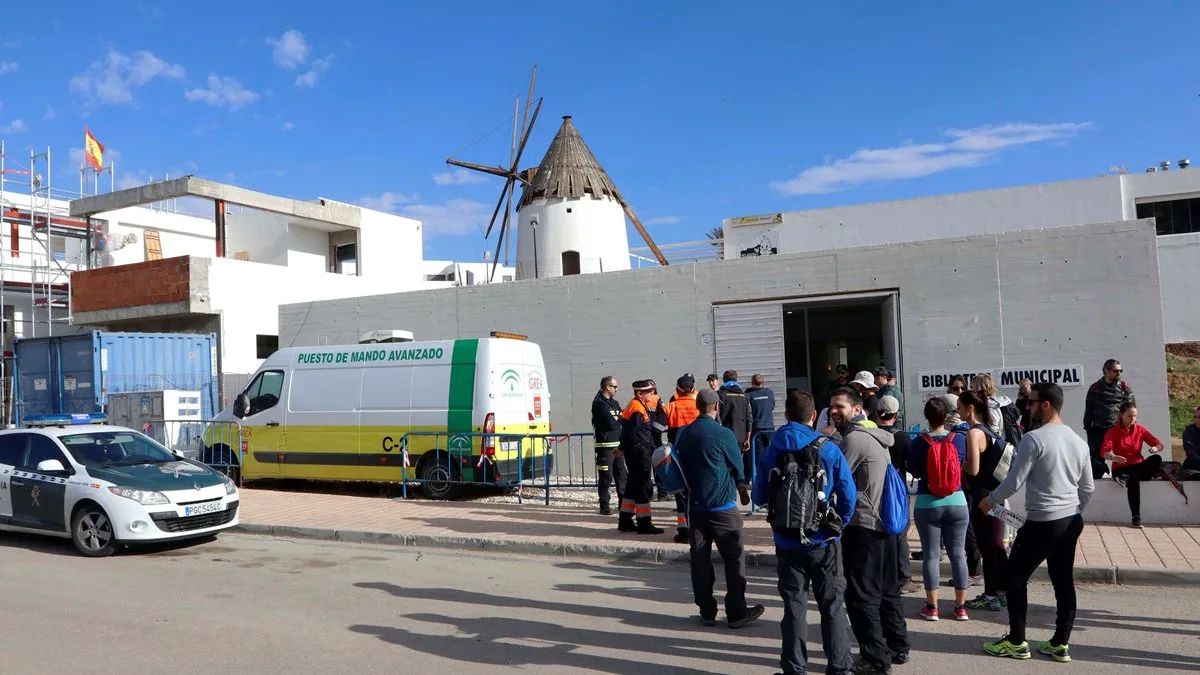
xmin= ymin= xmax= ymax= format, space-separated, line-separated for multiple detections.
xmin=666 ymin=373 xmax=701 ymax=544
xmin=619 ymin=380 xmax=667 ymax=535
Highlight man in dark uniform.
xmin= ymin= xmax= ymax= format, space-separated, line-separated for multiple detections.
xmin=619 ymin=380 xmax=665 ymax=535
xmin=717 ymin=370 xmax=753 ymax=494
xmin=591 ymin=375 xmax=624 ymax=515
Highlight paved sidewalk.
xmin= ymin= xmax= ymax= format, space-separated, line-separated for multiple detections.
xmin=235 ymin=488 xmax=1200 ymax=583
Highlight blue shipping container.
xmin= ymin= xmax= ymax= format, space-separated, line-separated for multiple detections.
xmin=14 ymin=331 xmax=218 ymax=425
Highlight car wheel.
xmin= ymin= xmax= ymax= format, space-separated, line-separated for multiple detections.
xmin=418 ymin=453 xmax=462 ymax=500
xmin=72 ymin=505 xmax=118 ymax=557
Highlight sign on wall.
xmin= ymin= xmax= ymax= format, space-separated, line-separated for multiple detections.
xmin=916 ymin=364 xmax=1086 ymax=392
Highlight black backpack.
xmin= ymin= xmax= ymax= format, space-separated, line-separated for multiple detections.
xmin=1000 ymin=402 xmax=1023 ymax=448
xmin=766 ymin=438 xmax=837 ymax=544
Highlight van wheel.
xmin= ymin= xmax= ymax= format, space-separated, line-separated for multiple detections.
xmin=72 ymin=504 xmax=118 ymax=558
xmin=419 ymin=453 xmax=462 ymax=500
xmin=204 ymin=444 xmax=242 ymax=485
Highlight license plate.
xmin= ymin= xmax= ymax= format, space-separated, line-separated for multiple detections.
xmin=185 ymin=501 xmax=223 ymax=517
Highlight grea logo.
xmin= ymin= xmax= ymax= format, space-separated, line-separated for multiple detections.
xmin=501 ymin=369 xmax=521 ymax=391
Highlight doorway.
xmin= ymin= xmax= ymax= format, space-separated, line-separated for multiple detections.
xmin=782 ymin=291 xmax=901 ymax=404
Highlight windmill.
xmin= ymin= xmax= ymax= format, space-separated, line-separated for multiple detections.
xmin=446 ymin=66 xmax=668 ymax=282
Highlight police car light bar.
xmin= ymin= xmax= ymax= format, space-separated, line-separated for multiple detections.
xmin=24 ymin=413 xmax=109 ymax=427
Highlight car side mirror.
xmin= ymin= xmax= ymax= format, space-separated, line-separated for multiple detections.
xmin=234 ymin=394 xmax=251 ymax=419
xmin=36 ymin=459 xmax=67 ymax=474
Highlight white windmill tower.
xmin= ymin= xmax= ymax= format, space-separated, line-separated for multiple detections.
xmin=446 ymin=66 xmax=668 ymax=281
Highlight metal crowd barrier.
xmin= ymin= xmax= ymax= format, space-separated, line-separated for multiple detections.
xmin=141 ymin=419 xmax=244 ymax=486
xmin=398 ymin=430 xmax=599 ymax=504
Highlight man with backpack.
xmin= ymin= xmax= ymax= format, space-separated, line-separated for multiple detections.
xmin=673 ymin=388 xmax=765 ymax=629
xmin=829 ymin=387 xmax=910 ymax=675
xmin=752 ymin=390 xmax=858 ymax=675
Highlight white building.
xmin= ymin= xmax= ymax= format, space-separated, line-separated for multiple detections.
xmin=721 ymin=163 xmax=1200 ymax=342
xmin=0 ymin=161 xmax=513 ymax=409
xmin=514 ymin=116 xmax=632 ymax=280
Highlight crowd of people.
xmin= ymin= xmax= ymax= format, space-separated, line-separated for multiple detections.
xmin=589 ymin=358 xmax=1189 ymax=674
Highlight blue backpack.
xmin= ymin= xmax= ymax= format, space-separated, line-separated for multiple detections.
xmin=879 ymin=463 xmax=910 ymax=536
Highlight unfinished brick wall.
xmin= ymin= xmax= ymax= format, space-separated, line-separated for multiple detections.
xmin=71 ymin=256 xmax=192 ymax=312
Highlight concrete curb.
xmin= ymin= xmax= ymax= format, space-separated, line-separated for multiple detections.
xmin=234 ymin=522 xmax=1197 ymax=586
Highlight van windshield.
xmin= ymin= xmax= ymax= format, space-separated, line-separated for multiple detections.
xmin=59 ymin=431 xmax=177 ymax=467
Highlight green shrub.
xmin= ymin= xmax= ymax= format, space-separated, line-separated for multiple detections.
xmin=1170 ymin=398 xmax=1200 ymax=437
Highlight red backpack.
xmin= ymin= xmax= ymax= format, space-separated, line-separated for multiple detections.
xmin=922 ymin=432 xmax=962 ymax=498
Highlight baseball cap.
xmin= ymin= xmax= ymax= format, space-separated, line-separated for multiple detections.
xmin=677 ymin=373 xmax=695 ymax=391
xmin=697 ymin=388 xmax=720 ymax=408
xmin=874 ymin=366 xmax=892 ymax=378
xmin=878 ymin=395 xmax=900 ymax=416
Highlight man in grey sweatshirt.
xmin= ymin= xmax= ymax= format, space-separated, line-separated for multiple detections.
xmin=830 ymin=387 xmax=909 ymax=675
xmin=980 ymin=382 xmax=1094 ymax=664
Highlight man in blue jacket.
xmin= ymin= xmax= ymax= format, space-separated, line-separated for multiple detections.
xmin=753 ymin=389 xmax=858 ymax=675
xmin=674 ymin=388 xmax=766 ymax=629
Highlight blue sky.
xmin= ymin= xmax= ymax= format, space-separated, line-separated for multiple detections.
xmin=0 ymin=2 xmax=1196 ymax=262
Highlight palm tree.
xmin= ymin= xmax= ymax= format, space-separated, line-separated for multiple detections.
xmin=705 ymin=226 xmax=724 ymax=259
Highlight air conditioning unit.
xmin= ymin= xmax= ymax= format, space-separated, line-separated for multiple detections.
xmin=358 ymin=329 xmax=415 ymax=344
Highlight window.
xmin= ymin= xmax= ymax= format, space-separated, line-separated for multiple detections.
xmin=244 ymin=370 xmax=285 ymax=414
xmin=1136 ymin=197 xmax=1200 ymax=236
xmin=256 ymin=334 xmax=279 ymax=359
xmin=60 ymin=431 xmax=176 ymax=467
xmin=22 ymin=435 xmax=70 ymax=472
xmin=0 ymin=433 xmax=27 ymax=466
xmin=334 ymin=243 xmax=357 ymax=275
xmin=562 ymin=250 xmax=581 ymax=276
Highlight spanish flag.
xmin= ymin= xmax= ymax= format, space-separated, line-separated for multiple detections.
xmin=84 ymin=128 xmax=104 ymax=170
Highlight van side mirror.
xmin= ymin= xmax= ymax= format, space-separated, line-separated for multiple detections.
xmin=36 ymin=459 xmax=67 ymax=474
xmin=234 ymin=394 xmax=251 ymax=419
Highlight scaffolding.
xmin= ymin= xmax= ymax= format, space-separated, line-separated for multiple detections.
xmin=0 ymin=141 xmax=99 ymax=425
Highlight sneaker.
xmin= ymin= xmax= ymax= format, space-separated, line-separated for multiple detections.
xmin=984 ymin=636 xmax=1032 ymax=660
xmin=852 ymin=655 xmax=892 ymax=674
xmin=892 ymin=652 xmax=910 ymax=665
xmin=1114 ymin=474 xmax=1128 ymax=488
xmin=920 ymin=604 xmax=939 ymax=621
xmin=969 ymin=575 xmax=984 ymax=587
xmin=1131 ymin=517 xmax=1143 ymax=529
xmin=954 ymin=605 xmax=970 ymax=621
xmin=1037 ymin=640 xmax=1071 ymax=663
xmin=900 ymin=581 xmax=923 ymax=595
xmin=699 ymin=614 xmax=716 ymax=627
xmin=599 ymin=505 xmax=613 ymax=516
xmin=999 ymin=594 xmax=1008 ymax=607
xmin=673 ymin=530 xmax=689 ymax=544
xmin=964 ymin=594 xmax=1003 ymax=612
xmin=727 ymin=603 xmax=765 ymax=629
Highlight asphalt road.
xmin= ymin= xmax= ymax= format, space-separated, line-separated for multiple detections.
xmin=1 ymin=532 xmax=1198 ymax=674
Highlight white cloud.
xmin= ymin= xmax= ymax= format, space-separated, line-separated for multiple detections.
xmin=267 ymin=29 xmax=310 ymax=69
xmin=295 ymin=54 xmax=333 ymax=88
xmin=117 ymin=170 xmax=155 ymax=190
xmin=357 ymin=192 xmax=419 ymax=212
xmin=68 ymin=50 xmax=185 ymax=105
xmin=359 ymin=194 xmax=489 ymax=237
xmin=184 ymin=74 xmax=261 ymax=110
xmin=401 ymin=199 xmax=491 ymax=237
xmin=644 ymin=215 xmax=682 ymax=226
xmin=0 ymin=61 xmax=17 ymax=75
xmin=769 ymin=122 xmax=1094 ymax=196
xmin=432 ymin=168 xmax=487 ymax=186
xmin=281 ymin=121 xmax=294 ymax=131
xmin=0 ymin=119 xmax=26 ymax=133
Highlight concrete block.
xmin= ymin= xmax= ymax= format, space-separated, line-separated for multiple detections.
xmin=334 ymin=529 xmax=408 ymax=547
xmin=1117 ymin=566 xmax=1200 ymax=587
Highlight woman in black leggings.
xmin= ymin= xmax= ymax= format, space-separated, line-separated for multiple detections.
xmin=1101 ymin=402 xmax=1166 ymax=529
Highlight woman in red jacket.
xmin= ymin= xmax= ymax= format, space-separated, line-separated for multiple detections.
xmin=1101 ymin=402 xmax=1166 ymax=529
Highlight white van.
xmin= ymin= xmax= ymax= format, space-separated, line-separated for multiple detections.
xmin=203 ymin=335 xmax=552 ymax=498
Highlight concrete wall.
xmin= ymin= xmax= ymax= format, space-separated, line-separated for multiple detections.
xmin=279 ymin=219 xmax=1170 ymax=443
xmin=1157 ymin=232 xmax=1200 ymax=343
xmin=358 ymin=208 xmax=423 ymax=287
xmin=723 ymin=176 xmax=1126 ymax=260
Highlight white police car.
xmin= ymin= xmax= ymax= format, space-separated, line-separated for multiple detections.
xmin=0 ymin=413 xmax=239 ymax=557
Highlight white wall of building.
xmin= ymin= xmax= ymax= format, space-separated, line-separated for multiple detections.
xmin=723 ymin=169 xmax=1200 ymax=341
xmin=356 ymin=206 xmax=423 ymax=287
xmin=516 ymin=197 xmax=632 ymax=279
xmin=278 ymin=219 xmax=1169 ymax=446
xmin=423 ymin=260 xmax=518 ymax=287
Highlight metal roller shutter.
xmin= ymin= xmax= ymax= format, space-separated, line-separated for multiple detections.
xmin=712 ymin=300 xmax=786 ymax=428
